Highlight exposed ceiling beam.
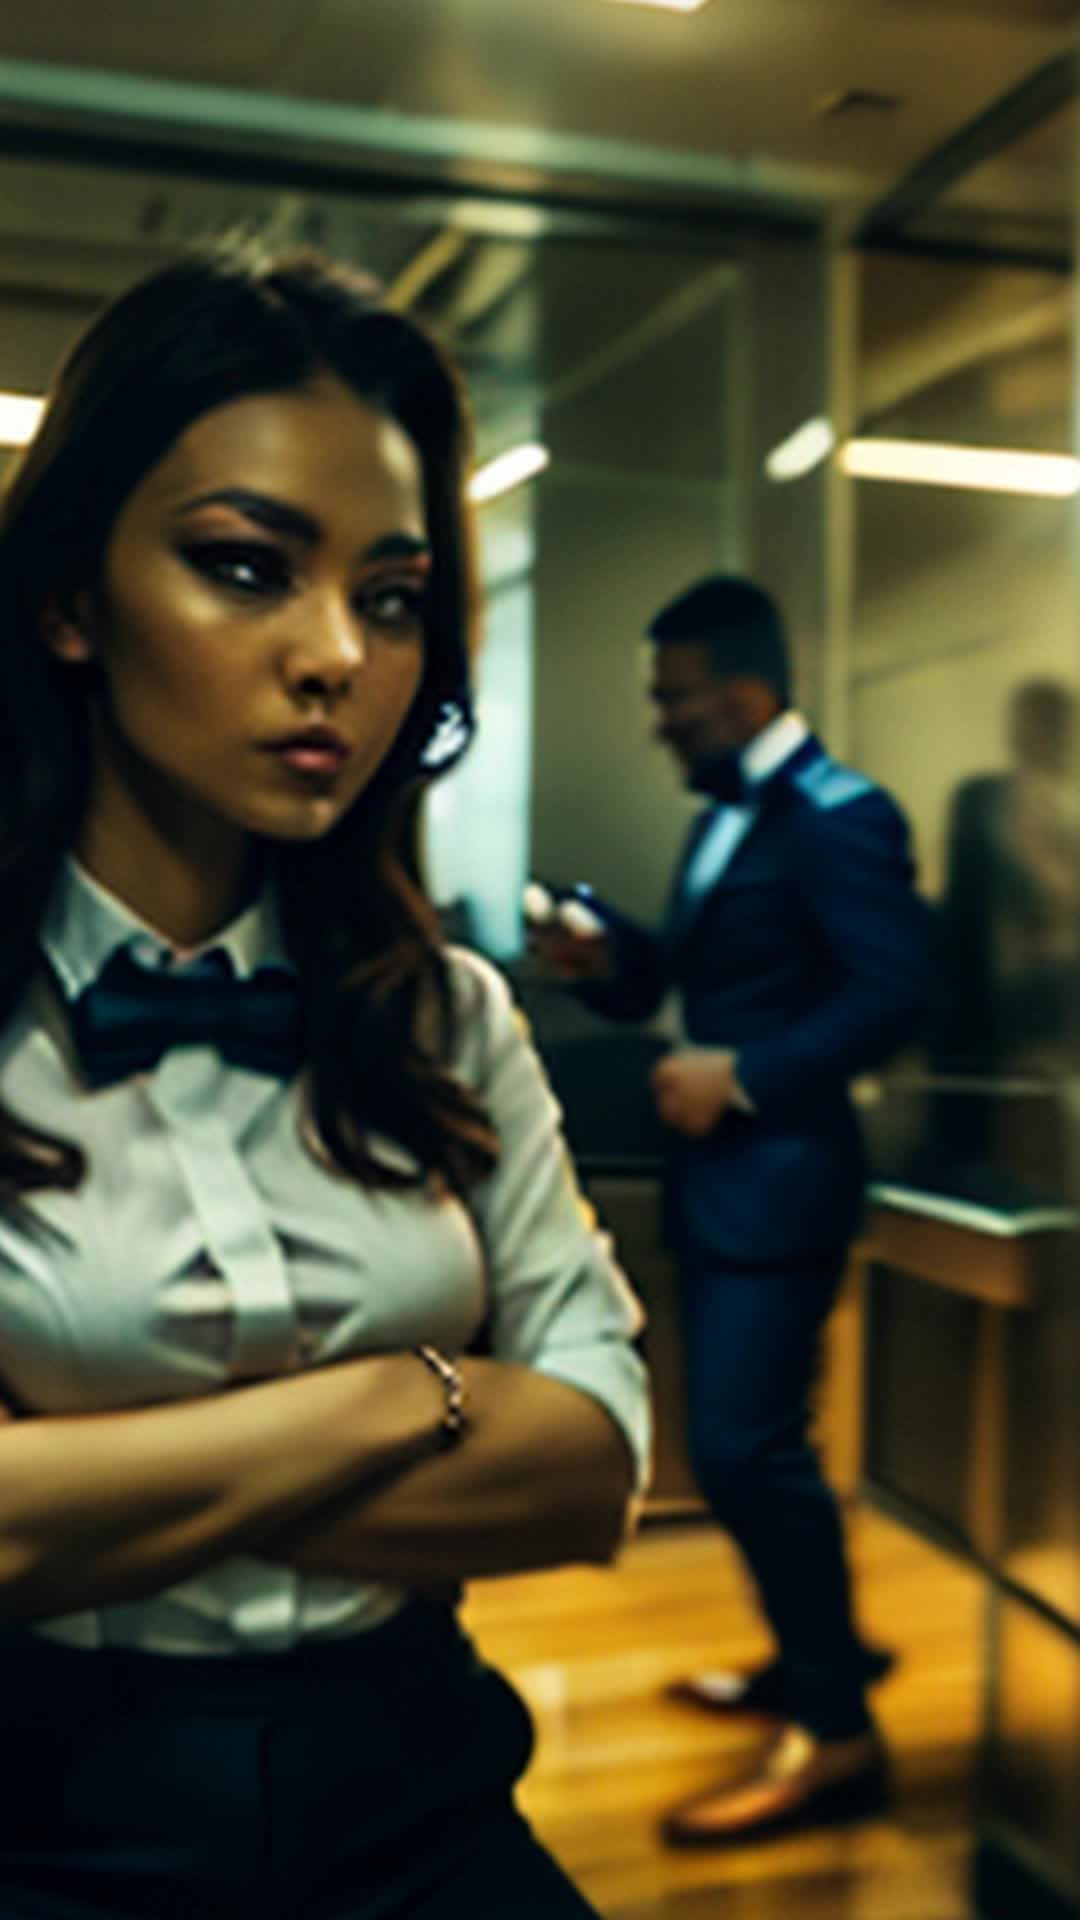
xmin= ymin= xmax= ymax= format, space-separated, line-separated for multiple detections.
xmin=855 ymin=50 xmax=1077 ymax=246
xmin=0 ymin=56 xmax=855 ymax=220
xmin=437 ymin=241 xmax=534 ymax=334
xmin=544 ymin=263 xmax=735 ymax=411
xmin=861 ymin=283 xmax=1071 ymax=420
xmin=856 ymin=229 xmax=1072 ymax=274
xmin=385 ymin=228 xmax=470 ymax=310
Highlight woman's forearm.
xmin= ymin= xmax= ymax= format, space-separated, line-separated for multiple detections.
xmin=264 ymin=1361 xmax=640 ymax=1584
xmin=0 ymin=1354 xmax=446 ymax=1626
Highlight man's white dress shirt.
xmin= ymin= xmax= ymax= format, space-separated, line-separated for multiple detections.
xmin=0 ymin=859 xmax=649 ymax=1655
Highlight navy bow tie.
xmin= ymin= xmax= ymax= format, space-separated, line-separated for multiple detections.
xmin=691 ymin=751 xmax=746 ymax=807
xmin=65 ymin=944 xmax=305 ymax=1089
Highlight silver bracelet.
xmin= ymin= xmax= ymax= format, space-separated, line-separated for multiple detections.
xmin=413 ymin=1345 xmax=469 ymax=1449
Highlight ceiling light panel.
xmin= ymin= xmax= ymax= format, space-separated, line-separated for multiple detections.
xmin=765 ymin=417 xmax=836 ymax=481
xmin=0 ymin=391 xmax=45 ymax=448
xmin=840 ymin=438 xmax=1080 ymax=498
xmin=601 ymin=0 xmax=712 ymax=13
xmin=469 ymin=443 xmax=550 ymax=505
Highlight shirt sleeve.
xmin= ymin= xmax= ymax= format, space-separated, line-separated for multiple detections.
xmin=448 ymin=950 xmax=652 ymax=1491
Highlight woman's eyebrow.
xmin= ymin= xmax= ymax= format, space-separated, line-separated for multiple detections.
xmin=176 ymin=488 xmax=321 ymax=544
xmin=174 ymin=488 xmax=431 ymax=563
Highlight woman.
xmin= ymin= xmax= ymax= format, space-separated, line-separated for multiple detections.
xmin=0 ymin=248 xmax=649 ymax=1919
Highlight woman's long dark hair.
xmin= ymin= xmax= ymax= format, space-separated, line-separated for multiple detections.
xmin=0 ymin=247 xmax=499 ymax=1206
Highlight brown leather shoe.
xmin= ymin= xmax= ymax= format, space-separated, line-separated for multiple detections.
xmin=661 ymin=1726 xmax=890 ymax=1848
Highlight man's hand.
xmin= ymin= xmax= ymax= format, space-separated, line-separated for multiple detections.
xmin=651 ymin=1049 xmax=747 ymax=1137
xmin=528 ymin=923 xmax=614 ymax=984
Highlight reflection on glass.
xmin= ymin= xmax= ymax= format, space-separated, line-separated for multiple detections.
xmin=936 ymin=678 xmax=1080 ymax=1082
xmin=983 ymin=1593 xmax=1080 ymax=1887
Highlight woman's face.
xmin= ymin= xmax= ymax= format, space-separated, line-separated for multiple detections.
xmin=57 ymin=375 xmax=432 ymax=853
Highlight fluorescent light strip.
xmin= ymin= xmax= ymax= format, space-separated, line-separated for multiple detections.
xmin=602 ymin=0 xmax=711 ymax=11
xmin=0 ymin=390 xmax=45 ymax=448
xmin=468 ymin=443 xmax=550 ymax=505
xmin=840 ymin=437 xmax=1080 ymax=499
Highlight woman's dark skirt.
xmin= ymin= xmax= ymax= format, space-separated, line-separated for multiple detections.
xmin=0 ymin=1602 xmax=599 ymax=1919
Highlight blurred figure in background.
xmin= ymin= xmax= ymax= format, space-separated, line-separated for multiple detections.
xmin=933 ymin=680 xmax=1080 ymax=1174
xmin=536 ymin=575 xmax=932 ymax=1845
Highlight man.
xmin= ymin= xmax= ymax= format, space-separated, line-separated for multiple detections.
xmin=538 ymin=575 xmax=932 ymax=1845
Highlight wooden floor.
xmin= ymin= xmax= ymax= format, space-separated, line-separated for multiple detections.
xmin=463 ymin=1503 xmax=984 ymax=1919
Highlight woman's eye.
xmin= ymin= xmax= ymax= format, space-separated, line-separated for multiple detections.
xmin=357 ymin=580 xmax=428 ymax=630
xmin=181 ymin=542 xmax=292 ymax=596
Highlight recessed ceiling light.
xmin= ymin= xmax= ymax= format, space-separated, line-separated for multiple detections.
xmin=602 ymin=0 xmax=712 ymax=13
xmin=469 ymin=443 xmax=550 ymax=505
xmin=765 ymin=417 xmax=836 ymax=481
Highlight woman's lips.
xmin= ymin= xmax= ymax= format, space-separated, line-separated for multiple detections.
xmin=267 ymin=743 xmax=350 ymax=776
xmin=261 ymin=721 xmax=349 ymax=775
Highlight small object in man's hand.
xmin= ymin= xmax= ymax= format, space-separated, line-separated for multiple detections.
xmin=557 ymin=898 xmax=607 ymax=939
xmin=522 ymin=882 xmax=557 ymax=926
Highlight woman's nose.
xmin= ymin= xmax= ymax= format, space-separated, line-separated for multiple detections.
xmin=286 ymin=592 xmax=366 ymax=692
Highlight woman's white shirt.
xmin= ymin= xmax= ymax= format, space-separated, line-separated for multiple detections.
xmin=0 ymin=859 xmax=650 ymax=1654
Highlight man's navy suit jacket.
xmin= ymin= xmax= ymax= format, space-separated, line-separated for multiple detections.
xmin=583 ymin=735 xmax=934 ymax=1264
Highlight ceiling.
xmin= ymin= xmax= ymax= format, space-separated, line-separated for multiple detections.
xmin=0 ymin=0 xmax=1074 ymax=476
xmin=0 ymin=0 xmax=1074 ymax=219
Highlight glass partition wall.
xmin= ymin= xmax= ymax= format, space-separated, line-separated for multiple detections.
xmin=840 ymin=94 xmax=1080 ymax=1920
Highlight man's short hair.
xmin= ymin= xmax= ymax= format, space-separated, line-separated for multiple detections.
xmin=648 ymin=575 xmax=791 ymax=706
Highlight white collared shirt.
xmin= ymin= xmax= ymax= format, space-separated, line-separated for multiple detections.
xmin=0 ymin=859 xmax=649 ymax=1655
xmin=41 ymin=857 xmax=291 ymax=993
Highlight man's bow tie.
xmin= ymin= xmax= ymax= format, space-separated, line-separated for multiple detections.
xmin=693 ymin=751 xmax=747 ymax=807
xmin=66 ymin=944 xmax=305 ymax=1089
